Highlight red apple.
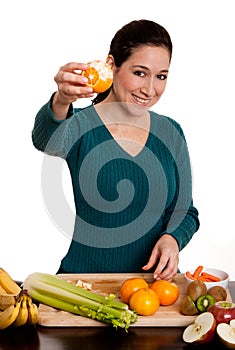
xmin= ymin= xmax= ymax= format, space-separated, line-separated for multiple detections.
xmin=217 ymin=319 xmax=235 ymax=348
xmin=182 ymin=312 xmax=216 ymax=344
xmin=208 ymin=301 xmax=235 ymax=324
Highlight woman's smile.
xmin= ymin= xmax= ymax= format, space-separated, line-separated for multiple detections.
xmin=131 ymin=94 xmax=152 ymax=106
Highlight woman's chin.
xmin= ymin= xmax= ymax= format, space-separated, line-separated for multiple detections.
xmin=121 ymin=101 xmax=149 ymax=117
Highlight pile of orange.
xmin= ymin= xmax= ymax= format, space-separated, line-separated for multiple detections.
xmin=120 ymin=277 xmax=179 ymax=316
xmin=82 ymin=60 xmax=113 ymax=93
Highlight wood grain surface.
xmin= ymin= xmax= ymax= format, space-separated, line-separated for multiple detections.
xmin=38 ymin=273 xmax=231 ymax=327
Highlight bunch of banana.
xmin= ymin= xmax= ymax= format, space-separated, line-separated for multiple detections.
xmin=0 ymin=267 xmax=39 ymax=330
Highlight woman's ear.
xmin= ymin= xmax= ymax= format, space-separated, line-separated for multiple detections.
xmin=106 ymin=55 xmax=115 ymax=69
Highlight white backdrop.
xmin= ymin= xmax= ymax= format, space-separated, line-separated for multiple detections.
xmin=1 ymin=0 xmax=234 ymax=282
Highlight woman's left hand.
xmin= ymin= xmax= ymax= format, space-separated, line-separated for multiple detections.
xmin=142 ymin=234 xmax=179 ymax=281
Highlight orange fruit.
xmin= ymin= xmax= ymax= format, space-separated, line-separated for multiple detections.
xmin=129 ymin=288 xmax=160 ymax=316
xmin=150 ymin=280 xmax=179 ymax=306
xmin=82 ymin=60 xmax=113 ymax=93
xmin=120 ymin=278 xmax=149 ymax=304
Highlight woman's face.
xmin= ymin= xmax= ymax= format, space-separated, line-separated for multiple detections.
xmin=107 ymin=45 xmax=170 ymax=114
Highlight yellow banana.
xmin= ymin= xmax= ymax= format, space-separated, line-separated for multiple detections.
xmin=0 ymin=284 xmax=7 ymax=293
xmin=12 ymin=295 xmax=28 ymax=327
xmin=0 ymin=293 xmax=18 ymax=311
xmin=0 ymin=299 xmax=21 ymax=330
xmin=27 ymin=296 xmax=39 ymax=325
xmin=0 ymin=268 xmax=21 ymax=294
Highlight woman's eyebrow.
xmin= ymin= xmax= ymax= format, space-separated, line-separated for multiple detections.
xmin=132 ymin=65 xmax=169 ymax=73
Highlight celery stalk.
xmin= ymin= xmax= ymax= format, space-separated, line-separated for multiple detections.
xmin=29 ymin=272 xmax=128 ymax=310
xmin=23 ymin=272 xmax=137 ymax=330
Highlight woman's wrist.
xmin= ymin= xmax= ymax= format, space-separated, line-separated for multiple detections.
xmin=52 ymin=92 xmax=71 ymax=120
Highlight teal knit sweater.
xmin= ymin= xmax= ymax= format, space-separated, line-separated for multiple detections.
xmin=32 ymin=97 xmax=199 ymax=273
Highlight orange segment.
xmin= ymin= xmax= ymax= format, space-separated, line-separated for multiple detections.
xmin=82 ymin=60 xmax=113 ymax=93
xmin=84 ymin=66 xmax=99 ymax=86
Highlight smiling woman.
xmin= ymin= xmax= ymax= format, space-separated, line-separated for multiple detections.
xmin=1 ymin=0 xmax=234 ymax=286
xmin=31 ymin=19 xmax=199 ymax=281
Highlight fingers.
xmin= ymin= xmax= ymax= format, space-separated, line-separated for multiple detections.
xmin=57 ymin=62 xmax=88 ymax=75
xmin=153 ymin=256 xmax=179 ymax=281
xmin=142 ymin=249 xmax=160 ymax=271
xmin=54 ymin=62 xmax=94 ymax=104
xmin=55 ymin=65 xmax=88 ymax=85
xmin=142 ymin=254 xmax=176 ymax=281
xmin=57 ymin=83 xmax=93 ymax=101
xmin=142 ymin=234 xmax=179 ymax=281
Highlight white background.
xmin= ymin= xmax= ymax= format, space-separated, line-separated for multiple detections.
xmin=1 ymin=0 xmax=234 ymax=282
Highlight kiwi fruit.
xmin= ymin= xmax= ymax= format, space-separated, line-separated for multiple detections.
xmin=196 ymin=294 xmax=215 ymax=312
xmin=207 ymin=286 xmax=227 ymax=302
xmin=180 ymin=295 xmax=199 ymax=316
xmin=186 ymin=280 xmax=207 ymax=302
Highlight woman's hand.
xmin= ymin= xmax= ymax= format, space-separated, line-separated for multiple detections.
xmin=52 ymin=62 xmax=94 ymax=119
xmin=142 ymin=234 xmax=179 ymax=281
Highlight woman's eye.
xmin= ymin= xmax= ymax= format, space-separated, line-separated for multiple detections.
xmin=134 ymin=70 xmax=145 ymax=77
xmin=157 ymin=74 xmax=168 ymax=80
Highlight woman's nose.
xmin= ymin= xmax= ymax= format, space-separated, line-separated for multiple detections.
xmin=141 ymin=77 xmax=156 ymax=96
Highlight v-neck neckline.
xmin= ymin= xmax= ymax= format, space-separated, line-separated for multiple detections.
xmin=91 ymin=105 xmax=152 ymax=159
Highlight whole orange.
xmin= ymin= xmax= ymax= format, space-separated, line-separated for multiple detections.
xmin=150 ymin=280 xmax=179 ymax=306
xmin=120 ymin=278 xmax=149 ymax=304
xmin=129 ymin=288 xmax=160 ymax=316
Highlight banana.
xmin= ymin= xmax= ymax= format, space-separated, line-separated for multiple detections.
xmin=12 ymin=295 xmax=28 ymax=327
xmin=0 ymin=284 xmax=7 ymax=294
xmin=0 ymin=293 xmax=18 ymax=311
xmin=26 ymin=296 xmax=39 ymax=325
xmin=0 ymin=299 xmax=21 ymax=330
xmin=0 ymin=268 xmax=21 ymax=294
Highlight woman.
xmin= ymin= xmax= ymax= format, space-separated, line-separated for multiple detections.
xmin=32 ymin=19 xmax=199 ymax=281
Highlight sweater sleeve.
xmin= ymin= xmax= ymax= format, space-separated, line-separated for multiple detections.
xmin=32 ymin=94 xmax=80 ymax=158
xmin=161 ymin=119 xmax=200 ymax=251
xmin=163 ymin=201 xmax=199 ymax=251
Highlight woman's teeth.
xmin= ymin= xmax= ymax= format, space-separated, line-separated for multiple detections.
xmin=132 ymin=95 xmax=150 ymax=104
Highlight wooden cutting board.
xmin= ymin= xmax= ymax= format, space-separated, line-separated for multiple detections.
xmin=38 ymin=273 xmax=232 ymax=327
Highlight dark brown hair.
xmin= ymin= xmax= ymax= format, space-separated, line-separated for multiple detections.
xmin=93 ymin=19 xmax=172 ymax=104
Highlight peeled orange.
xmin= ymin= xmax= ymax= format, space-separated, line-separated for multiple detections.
xmin=82 ymin=60 xmax=113 ymax=93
